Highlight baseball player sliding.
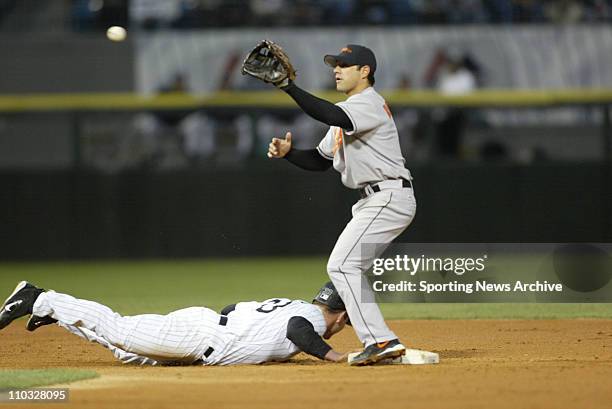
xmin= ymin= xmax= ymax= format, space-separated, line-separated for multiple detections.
xmin=243 ymin=41 xmax=416 ymax=365
xmin=0 ymin=281 xmax=352 ymax=365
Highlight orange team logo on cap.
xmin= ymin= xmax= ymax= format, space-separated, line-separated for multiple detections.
xmin=332 ymin=128 xmax=344 ymax=155
xmin=341 ymin=47 xmax=352 ymax=53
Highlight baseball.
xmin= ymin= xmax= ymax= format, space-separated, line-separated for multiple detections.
xmin=106 ymin=26 xmax=127 ymax=42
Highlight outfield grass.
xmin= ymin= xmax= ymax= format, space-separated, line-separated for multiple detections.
xmin=0 ymin=369 xmax=98 ymax=389
xmin=0 ymin=258 xmax=611 ymax=319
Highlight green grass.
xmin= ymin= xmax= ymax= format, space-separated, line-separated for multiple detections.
xmin=0 ymin=257 xmax=611 ymax=319
xmin=0 ymin=258 xmax=329 ymax=314
xmin=0 ymin=369 xmax=98 ymax=389
xmin=380 ymin=303 xmax=612 ymax=319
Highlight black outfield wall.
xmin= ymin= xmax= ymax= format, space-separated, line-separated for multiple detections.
xmin=0 ymin=162 xmax=609 ymax=260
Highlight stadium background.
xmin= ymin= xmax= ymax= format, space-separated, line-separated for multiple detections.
xmin=0 ymin=2 xmax=611 ymax=409
xmin=1 ymin=3 xmax=611 ymax=259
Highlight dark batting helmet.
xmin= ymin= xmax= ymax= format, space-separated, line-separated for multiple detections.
xmin=313 ymin=281 xmax=346 ymax=311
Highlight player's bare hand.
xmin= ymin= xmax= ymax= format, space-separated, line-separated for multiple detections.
xmin=324 ymin=350 xmax=352 ymax=363
xmin=267 ymin=131 xmax=292 ymax=158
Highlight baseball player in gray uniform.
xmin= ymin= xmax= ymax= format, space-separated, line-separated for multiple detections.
xmin=0 ymin=281 xmax=351 ymax=365
xmin=266 ymin=45 xmax=416 ymax=365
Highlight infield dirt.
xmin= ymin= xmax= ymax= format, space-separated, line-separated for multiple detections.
xmin=1 ymin=319 xmax=611 ymax=409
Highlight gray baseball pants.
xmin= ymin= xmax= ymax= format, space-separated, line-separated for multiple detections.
xmin=327 ymin=186 xmax=416 ymax=346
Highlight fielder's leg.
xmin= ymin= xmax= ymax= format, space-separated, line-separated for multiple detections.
xmin=327 ymin=189 xmax=416 ymax=352
xmin=33 ymin=291 xmax=223 ymax=363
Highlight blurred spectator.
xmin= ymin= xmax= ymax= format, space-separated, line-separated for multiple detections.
xmin=71 ymin=0 xmax=102 ymax=31
xmin=447 ymin=0 xmax=488 ymax=24
xmin=361 ymin=0 xmax=390 ymax=24
xmin=320 ymin=0 xmax=356 ymax=24
xmin=128 ymin=73 xmax=190 ymax=169
xmin=512 ymin=0 xmax=545 ymax=22
xmin=387 ymin=0 xmax=416 ymax=24
xmin=418 ymin=0 xmax=448 ymax=24
xmin=130 ymin=0 xmax=182 ymax=29
xmin=159 ymin=73 xmax=188 ymax=94
xmin=424 ymin=48 xmax=481 ymax=92
xmin=65 ymin=0 xmax=612 ymax=29
xmin=544 ymin=0 xmax=583 ymax=23
xmin=249 ymin=0 xmax=285 ymax=26
xmin=180 ymin=113 xmax=217 ymax=162
xmin=585 ymin=0 xmax=612 ymax=21
xmin=291 ymin=0 xmax=323 ymax=25
xmin=145 ymin=70 xmax=257 ymax=165
xmin=485 ymin=0 xmax=515 ymax=22
xmin=462 ymin=52 xmax=485 ymax=87
xmin=397 ymin=73 xmax=412 ymax=90
xmin=423 ymin=48 xmax=480 ymax=158
xmin=210 ymin=114 xmax=254 ymax=164
xmin=257 ymin=112 xmax=325 ymax=155
xmin=436 ymin=52 xmax=477 ymax=95
xmin=68 ymin=0 xmax=127 ymax=31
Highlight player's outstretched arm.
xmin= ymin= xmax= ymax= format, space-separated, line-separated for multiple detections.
xmin=268 ymin=132 xmax=332 ymax=171
xmin=286 ymin=316 xmax=346 ymax=362
xmin=241 ymin=41 xmax=350 ymax=129
xmin=282 ymin=83 xmax=353 ymax=130
xmin=285 ymin=149 xmax=332 ymax=171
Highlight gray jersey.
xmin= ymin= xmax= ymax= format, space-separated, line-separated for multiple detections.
xmin=317 ymin=87 xmax=411 ymax=189
xmin=210 ymin=298 xmax=327 ymax=365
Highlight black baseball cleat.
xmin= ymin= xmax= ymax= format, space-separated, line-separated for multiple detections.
xmin=348 ymin=339 xmax=406 ymax=366
xmin=0 ymin=281 xmax=45 ymax=330
xmin=26 ymin=315 xmax=57 ymax=332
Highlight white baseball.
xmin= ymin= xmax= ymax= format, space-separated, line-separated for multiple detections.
xmin=106 ymin=26 xmax=127 ymax=42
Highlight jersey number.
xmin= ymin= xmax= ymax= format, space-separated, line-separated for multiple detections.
xmin=256 ymin=298 xmax=293 ymax=313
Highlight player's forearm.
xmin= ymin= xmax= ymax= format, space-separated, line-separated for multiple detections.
xmin=286 ymin=316 xmax=333 ymax=359
xmin=284 ymin=148 xmax=332 ymax=171
xmin=282 ymin=83 xmax=353 ymax=130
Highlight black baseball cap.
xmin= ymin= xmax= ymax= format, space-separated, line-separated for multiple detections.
xmin=324 ymin=45 xmax=377 ymax=73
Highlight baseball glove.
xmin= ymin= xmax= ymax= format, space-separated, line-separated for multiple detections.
xmin=241 ymin=40 xmax=296 ymax=88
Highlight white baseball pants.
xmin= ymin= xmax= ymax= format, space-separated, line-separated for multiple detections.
xmin=327 ymin=186 xmax=416 ymax=347
xmin=33 ymin=291 xmax=225 ymax=364
xmin=59 ymin=322 xmax=159 ymax=365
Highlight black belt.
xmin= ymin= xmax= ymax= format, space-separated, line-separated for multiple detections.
xmin=203 ymin=316 xmax=229 ymax=358
xmin=359 ymin=179 xmax=412 ymax=199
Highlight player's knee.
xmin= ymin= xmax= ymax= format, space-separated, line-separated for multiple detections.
xmin=326 ymin=260 xmax=341 ymax=275
xmin=327 ymin=261 xmax=361 ymax=277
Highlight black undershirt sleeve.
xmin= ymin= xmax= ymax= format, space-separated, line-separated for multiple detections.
xmin=285 ymin=148 xmax=332 ymax=171
xmin=282 ymin=83 xmax=353 ymax=131
xmin=286 ymin=316 xmax=332 ymax=360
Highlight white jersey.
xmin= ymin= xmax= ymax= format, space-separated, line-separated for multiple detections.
xmin=33 ymin=291 xmax=327 ymax=367
xmin=317 ymin=87 xmax=412 ymax=189
xmin=210 ymin=298 xmax=327 ymax=365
